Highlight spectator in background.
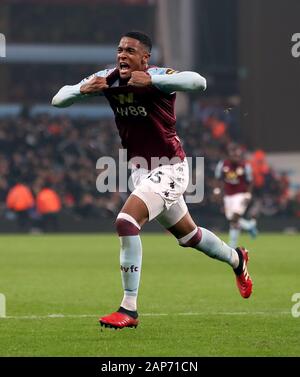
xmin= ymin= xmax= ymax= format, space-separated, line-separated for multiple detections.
xmin=250 ymin=149 xmax=270 ymax=196
xmin=36 ymin=186 xmax=61 ymax=232
xmin=289 ymin=190 xmax=300 ymax=218
xmin=6 ymin=182 xmax=35 ymax=231
xmin=278 ymin=172 xmax=291 ymax=212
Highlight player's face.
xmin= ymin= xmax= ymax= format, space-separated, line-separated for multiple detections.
xmin=229 ymin=148 xmax=242 ymax=163
xmin=117 ymin=37 xmax=150 ymax=79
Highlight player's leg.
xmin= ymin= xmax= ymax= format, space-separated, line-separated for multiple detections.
xmin=228 ymin=214 xmax=241 ymax=249
xmin=99 ymin=194 xmax=147 ymax=329
xmin=238 ymin=217 xmax=258 ymax=238
xmin=224 ymin=195 xmax=241 ymax=248
xmin=168 ymin=212 xmax=240 ymax=268
xmin=100 ymin=192 xmax=165 ymax=329
xmin=117 ymin=195 xmax=147 ymax=310
xmin=157 ymin=201 xmax=252 ymax=298
xmin=228 ymin=193 xmax=258 ymax=241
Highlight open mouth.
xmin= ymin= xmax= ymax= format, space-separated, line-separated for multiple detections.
xmin=119 ymin=62 xmax=130 ymax=75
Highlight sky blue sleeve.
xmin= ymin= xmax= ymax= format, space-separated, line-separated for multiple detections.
xmin=79 ymin=68 xmax=114 ymax=84
xmin=215 ymin=161 xmax=224 ymax=179
xmin=245 ymin=163 xmax=253 ymax=182
xmin=52 ymin=68 xmax=114 ymax=107
xmin=147 ymin=67 xmax=179 ymax=76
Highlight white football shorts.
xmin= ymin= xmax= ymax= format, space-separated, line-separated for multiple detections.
xmin=131 ymin=158 xmax=189 ymax=227
xmin=223 ymin=192 xmax=252 ymax=220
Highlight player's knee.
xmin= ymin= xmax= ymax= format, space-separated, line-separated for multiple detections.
xmin=115 ymin=213 xmax=141 ymax=236
xmin=230 ymin=219 xmax=240 ymax=229
xmin=178 ymin=227 xmax=202 ymax=248
xmin=231 ymin=213 xmax=240 ymax=224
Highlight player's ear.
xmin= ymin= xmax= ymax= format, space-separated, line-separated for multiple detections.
xmin=142 ymin=52 xmax=150 ymax=65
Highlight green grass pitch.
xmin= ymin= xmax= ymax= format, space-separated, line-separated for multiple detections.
xmin=0 ymin=232 xmax=299 ymax=356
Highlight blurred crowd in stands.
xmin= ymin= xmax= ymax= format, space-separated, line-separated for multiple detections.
xmin=0 ymin=98 xmax=299 ymax=232
xmin=8 ymin=2 xmax=155 ymax=44
xmin=0 ymin=112 xmax=123 ymax=230
xmin=7 ymin=65 xmax=101 ymax=103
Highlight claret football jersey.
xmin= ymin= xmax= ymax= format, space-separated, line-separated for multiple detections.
xmin=92 ymin=66 xmax=186 ymax=167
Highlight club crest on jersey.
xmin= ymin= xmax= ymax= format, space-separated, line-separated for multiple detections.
xmin=113 ymin=93 xmax=134 ymax=105
xmin=226 ymin=171 xmax=238 ymax=180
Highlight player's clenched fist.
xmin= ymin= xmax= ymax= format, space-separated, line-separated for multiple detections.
xmin=80 ymin=76 xmax=109 ymax=94
xmin=128 ymin=71 xmax=152 ymax=87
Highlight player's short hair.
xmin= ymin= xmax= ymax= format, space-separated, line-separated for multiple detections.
xmin=122 ymin=31 xmax=152 ymax=53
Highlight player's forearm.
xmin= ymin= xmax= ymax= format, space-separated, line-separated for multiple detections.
xmin=151 ymin=71 xmax=207 ymax=93
xmin=51 ymin=84 xmax=84 ymax=108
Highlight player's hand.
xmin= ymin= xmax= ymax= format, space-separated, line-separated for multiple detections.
xmin=80 ymin=76 xmax=109 ymax=94
xmin=128 ymin=71 xmax=152 ymax=87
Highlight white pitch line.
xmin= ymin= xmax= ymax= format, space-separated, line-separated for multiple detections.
xmin=0 ymin=311 xmax=291 ymax=320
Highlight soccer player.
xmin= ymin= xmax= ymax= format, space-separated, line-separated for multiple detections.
xmin=215 ymin=143 xmax=258 ymax=248
xmin=52 ymin=31 xmax=253 ymax=329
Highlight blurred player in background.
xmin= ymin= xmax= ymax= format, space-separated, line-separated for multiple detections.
xmin=215 ymin=143 xmax=258 ymax=248
xmin=52 ymin=31 xmax=253 ymax=330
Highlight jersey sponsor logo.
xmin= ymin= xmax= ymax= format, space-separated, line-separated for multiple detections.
xmin=116 ymin=106 xmax=147 ymax=117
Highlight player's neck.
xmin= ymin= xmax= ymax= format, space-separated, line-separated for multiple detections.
xmin=119 ymin=77 xmax=130 ymax=86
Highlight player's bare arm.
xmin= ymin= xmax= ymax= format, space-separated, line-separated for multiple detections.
xmin=80 ymin=76 xmax=109 ymax=94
